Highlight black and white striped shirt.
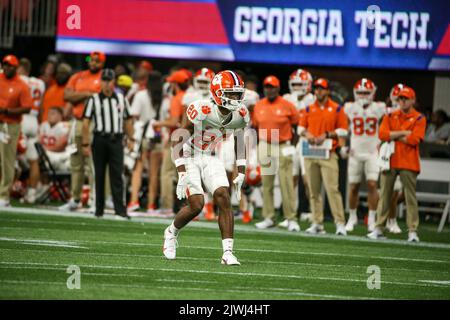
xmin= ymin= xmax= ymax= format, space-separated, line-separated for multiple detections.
xmin=83 ymin=92 xmax=131 ymax=134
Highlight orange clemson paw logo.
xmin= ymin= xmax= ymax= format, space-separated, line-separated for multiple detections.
xmin=202 ymin=105 xmax=211 ymax=114
xmin=239 ymin=108 xmax=247 ymax=117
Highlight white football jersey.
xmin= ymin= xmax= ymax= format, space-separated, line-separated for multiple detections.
xmin=344 ymin=101 xmax=386 ymax=155
xmin=185 ymin=99 xmax=250 ymax=154
xmin=20 ymin=75 xmax=45 ymax=116
xmin=39 ymin=121 xmax=70 ymax=151
xmin=283 ymin=92 xmax=315 ymax=111
xmin=182 ymin=88 xmax=211 ymax=107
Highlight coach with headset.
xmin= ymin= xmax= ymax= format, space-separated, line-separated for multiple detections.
xmin=81 ymin=69 xmax=134 ymax=219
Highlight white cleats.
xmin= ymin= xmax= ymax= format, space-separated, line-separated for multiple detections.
xmin=367 ymin=227 xmax=385 ymax=240
xmin=407 ymin=231 xmax=420 ymax=242
xmin=278 ymin=219 xmax=289 ymax=228
xmin=59 ymin=199 xmax=80 ymax=211
xmin=221 ymin=251 xmax=241 ymax=266
xmin=335 ymin=223 xmax=347 ymax=236
xmin=305 ymin=223 xmax=326 ymax=234
xmin=255 ymin=218 xmax=275 ymax=229
xmin=345 ymin=216 xmax=358 ymax=232
xmin=387 ymin=219 xmax=402 ymax=234
xmin=163 ymin=226 xmax=178 ymax=260
xmin=287 ymin=220 xmax=301 ymax=232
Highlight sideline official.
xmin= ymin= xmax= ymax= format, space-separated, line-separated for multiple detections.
xmin=82 ymin=69 xmax=134 ymax=218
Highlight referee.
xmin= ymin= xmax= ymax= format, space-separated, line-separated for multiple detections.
xmin=81 ymin=69 xmax=134 ymax=218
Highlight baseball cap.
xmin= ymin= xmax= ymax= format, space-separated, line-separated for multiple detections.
xmin=314 ymin=78 xmax=329 ymax=89
xmin=2 ymin=55 xmax=19 ymax=67
xmin=263 ymin=75 xmax=280 ymax=87
xmin=139 ymin=60 xmax=153 ymax=72
xmin=167 ymin=70 xmax=189 ymax=84
xmin=101 ymin=69 xmax=116 ymax=81
xmin=117 ymin=75 xmax=133 ymax=87
xmin=398 ymin=86 xmax=416 ymax=99
xmin=90 ymin=51 xmax=106 ymax=62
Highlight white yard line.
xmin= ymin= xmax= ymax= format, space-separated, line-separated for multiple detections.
xmin=0 ymin=261 xmax=447 ymax=289
xmin=0 ymin=279 xmax=377 ymax=299
xmin=1 ymin=233 xmax=448 ymax=265
xmin=2 ymin=247 xmax=448 ymax=275
xmin=2 ymin=206 xmax=450 ymax=250
xmin=418 ymin=280 xmax=450 ymax=285
xmin=0 ymin=237 xmax=87 ymax=249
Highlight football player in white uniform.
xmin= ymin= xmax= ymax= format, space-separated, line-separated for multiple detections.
xmin=39 ymin=107 xmax=70 ymax=171
xmin=17 ymin=58 xmax=46 ymax=203
xmin=282 ymin=69 xmax=315 ymax=226
xmin=181 ymin=68 xmax=217 ymax=220
xmin=163 ymin=70 xmax=249 ymax=265
xmin=344 ymin=78 xmax=386 ymax=232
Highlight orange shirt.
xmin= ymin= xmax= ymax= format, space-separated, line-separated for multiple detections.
xmin=253 ymin=96 xmax=299 ymax=143
xmin=0 ymin=73 xmax=33 ymax=123
xmin=65 ymin=70 xmax=102 ymax=119
xmin=41 ymin=83 xmax=66 ymax=123
xmin=379 ymin=108 xmax=426 ymax=173
xmin=299 ymin=98 xmax=348 ymax=150
xmin=169 ymin=90 xmax=185 ymax=134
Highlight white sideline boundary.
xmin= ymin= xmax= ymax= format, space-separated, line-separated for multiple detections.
xmin=2 ymin=206 xmax=450 ymax=250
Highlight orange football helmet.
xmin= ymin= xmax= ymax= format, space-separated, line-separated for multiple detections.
xmin=289 ymin=69 xmax=312 ymax=96
xmin=194 ymin=67 xmax=215 ymax=95
xmin=210 ymin=70 xmax=245 ymax=110
xmin=353 ymin=78 xmax=376 ymax=105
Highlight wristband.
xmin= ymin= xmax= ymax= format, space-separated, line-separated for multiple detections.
xmin=236 ymin=159 xmax=246 ymax=167
xmin=174 ymin=158 xmax=186 ymax=167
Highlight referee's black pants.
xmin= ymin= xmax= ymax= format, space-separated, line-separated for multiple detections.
xmin=92 ymin=133 xmax=126 ymax=217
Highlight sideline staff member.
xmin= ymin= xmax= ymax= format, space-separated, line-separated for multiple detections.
xmin=82 ymin=69 xmax=134 ymax=218
xmin=253 ymin=75 xmax=300 ymax=232
xmin=298 ymin=78 xmax=348 ymax=236
xmin=369 ymin=86 xmax=426 ymax=242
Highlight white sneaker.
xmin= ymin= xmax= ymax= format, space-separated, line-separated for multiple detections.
xmin=221 ymin=251 xmax=241 ymax=266
xmin=305 ymin=223 xmax=326 ymax=234
xmin=163 ymin=226 xmax=178 ymax=260
xmin=255 ymin=218 xmax=275 ymax=229
xmin=335 ymin=223 xmax=347 ymax=236
xmin=407 ymin=231 xmax=420 ymax=242
xmin=287 ymin=220 xmax=301 ymax=232
xmin=59 ymin=199 xmax=80 ymax=211
xmin=345 ymin=216 xmax=358 ymax=232
xmin=387 ymin=219 xmax=402 ymax=234
xmin=367 ymin=227 xmax=385 ymax=240
xmin=0 ymin=199 xmax=10 ymax=207
xmin=105 ymin=198 xmax=114 ymax=210
xmin=278 ymin=219 xmax=289 ymax=228
xmin=300 ymin=212 xmax=312 ymax=222
xmin=24 ymin=188 xmax=37 ymax=204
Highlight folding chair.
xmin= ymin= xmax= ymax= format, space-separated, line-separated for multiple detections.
xmin=34 ymin=142 xmax=70 ymax=203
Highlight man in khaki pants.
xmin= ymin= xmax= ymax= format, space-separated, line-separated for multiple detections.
xmin=0 ymin=55 xmax=33 ymax=207
xmin=60 ymin=51 xmax=104 ymax=211
xmin=298 ymin=78 xmax=348 ymax=235
xmin=153 ymin=70 xmax=189 ymax=216
xmin=253 ymin=76 xmax=300 ymax=232
xmin=368 ymin=86 xmax=426 ymax=242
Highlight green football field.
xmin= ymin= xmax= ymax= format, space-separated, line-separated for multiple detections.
xmin=1 ymin=207 xmax=450 ymax=300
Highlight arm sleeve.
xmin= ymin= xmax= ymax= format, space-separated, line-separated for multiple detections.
xmin=83 ymin=96 xmax=94 ymax=119
xmin=378 ymin=114 xmax=391 ymax=142
xmin=406 ymin=115 xmax=426 ymax=146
